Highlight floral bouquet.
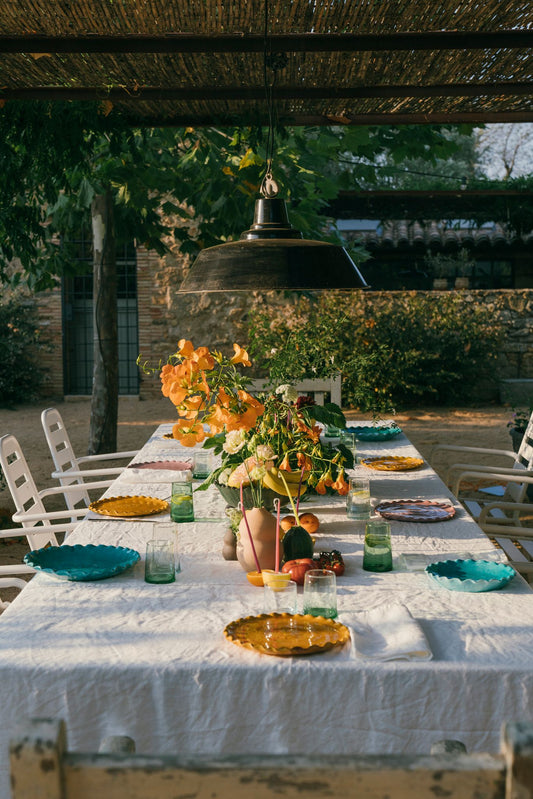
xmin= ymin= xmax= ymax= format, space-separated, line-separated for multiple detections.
xmin=158 ymin=339 xmax=353 ymax=504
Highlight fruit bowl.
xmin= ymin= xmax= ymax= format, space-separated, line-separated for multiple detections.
xmin=425 ymin=559 xmax=516 ymax=592
xmin=216 ymin=483 xmax=281 ymax=511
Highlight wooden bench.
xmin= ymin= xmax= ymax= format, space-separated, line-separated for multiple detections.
xmin=9 ymin=718 xmax=533 ymax=799
xmin=250 ymin=375 xmax=342 ymax=406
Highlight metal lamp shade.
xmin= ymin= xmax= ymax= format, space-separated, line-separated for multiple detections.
xmin=178 ymin=198 xmax=368 ymax=292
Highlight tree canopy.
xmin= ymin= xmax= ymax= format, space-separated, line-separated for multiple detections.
xmin=0 ymin=101 xmax=472 ymax=290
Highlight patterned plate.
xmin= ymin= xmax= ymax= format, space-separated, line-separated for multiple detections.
xmin=89 ymin=495 xmax=169 ymax=517
xmin=361 ymin=456 xmax=424 ymax=471
xmin=375 ymin=499 xmax=456 ymax=522
xmin=224 ymin=613 xmax=350 ymax=657
xmin=24 ymin=545 xmax=140 ymax=581
xmin=129 ymin=460 xmax=192 ymax=471
xmin=349 ymin=425 xmax=402 ymax=441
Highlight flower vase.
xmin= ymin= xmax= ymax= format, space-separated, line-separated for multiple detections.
xmin=237 ymin=507 xmax=280 ymax=572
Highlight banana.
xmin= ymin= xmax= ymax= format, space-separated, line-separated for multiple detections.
xmin=279 ymin=469 xmax=310 ymax=484
xmin=263 ymin=469 xmax=307 ymax=497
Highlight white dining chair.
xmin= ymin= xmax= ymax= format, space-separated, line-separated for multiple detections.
xmin=431 ymin=411 xmax=533 ymax=522
xmin=41 ymin=408 xmax=138 ymax=511
xmin=0 ymin=433 xmax=111 ymax=550
xmin=477 ymin=500 xmax=533 ymax=579
xmin=0 ymin=565 xmax=34 ymax=611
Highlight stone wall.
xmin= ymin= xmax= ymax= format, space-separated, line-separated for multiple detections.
xmin=31 ymin=239 xmax=533 ymax=405
xmin=138 ymin=245 xmax=533 ymax=403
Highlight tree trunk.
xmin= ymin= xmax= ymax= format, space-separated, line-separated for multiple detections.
xmin=88 ymin=190 xmax=118 ymax=455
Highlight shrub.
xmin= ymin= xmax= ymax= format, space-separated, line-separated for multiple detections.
xmin=0 ymin=297 xmax=48 ymax=406
xmin=248 ymin=291 xmax=502 ymax=411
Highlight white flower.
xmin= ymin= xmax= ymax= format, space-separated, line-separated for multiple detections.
xmin=217 ymin=467 xmax=233 ymax=486
xmin=255 ymin=443 xmax=275 ymax=461
xmin=223 ymin=429 xmax=247 ymax=454
xmin=248 ymin=465 xmax=267 ymax=482
xmin=275 ymin=384 xmax=299 ymax=403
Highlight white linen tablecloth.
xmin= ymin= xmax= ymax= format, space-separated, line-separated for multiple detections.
xmin=0 ymin=424 xmax=532 ymax=798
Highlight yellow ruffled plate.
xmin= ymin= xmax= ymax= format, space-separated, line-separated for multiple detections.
xmin=89 ymin=495 xmax=169 ymax=517
xmin=224 ymin=613 xmax=350 ymax=657
xmin=361 ymin=455 xmax=424 ymax=471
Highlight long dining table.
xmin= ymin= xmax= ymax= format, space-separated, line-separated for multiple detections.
xmin=1 ymin=423 xmax=533 ymax=797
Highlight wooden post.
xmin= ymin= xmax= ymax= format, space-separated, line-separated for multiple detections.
xmin=502 ymin=722 xmax=533 ymax=799
xmin=10 ymin=718 xmax=66 ymax=799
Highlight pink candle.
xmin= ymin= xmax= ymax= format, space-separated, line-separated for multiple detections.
xmin=275 ymin=498 xmax=281 ymax=572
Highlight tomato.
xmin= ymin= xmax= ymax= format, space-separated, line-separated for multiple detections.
xmin=281 ymin=558 xmax=315 ymax=585
xmin=315 ymin=550 xmax=345 ymax=577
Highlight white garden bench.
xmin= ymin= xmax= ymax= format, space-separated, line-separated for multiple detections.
xmin=251 ymin=374 xmax=342 ymax=406
xmin=9 ymin=718 xmax=533 ymax=799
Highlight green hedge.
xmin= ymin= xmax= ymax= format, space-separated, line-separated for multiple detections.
xmin=0 ymin=297 xmax=48 ymax=406
xmin=248 ymin=291 xmax=502 ymax=412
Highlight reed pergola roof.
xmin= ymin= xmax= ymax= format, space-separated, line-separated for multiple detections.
xmin=1 ymin=0 xmax=533 ymax=127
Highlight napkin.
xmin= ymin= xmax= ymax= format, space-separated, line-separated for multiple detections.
xmin=122 ymin=460 xmax=192 ymax=483
xmin=350 ymin=603 xmax=433 ymax=662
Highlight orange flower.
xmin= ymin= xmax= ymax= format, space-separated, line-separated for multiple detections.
xmin=331 ymin=471 xmax=349 ymax=495
xmin=191 ymin=346 xmax=215 ymax=370
xmin=207 ymin=402 xmax=236 ymax=434
xmin=295 ymin=419 xmax=321 ymax=443
xmin=279 ymin=453 xmax=292 ymax=472
xmin=172 ymin=419 xmax=206 ymax=447
xmin=315 ymin=479 xmax=327 ymax=495
xmin=168 ymin=383 xmax=189 ymax=407
xmin=177 ymin=394 xmax=207 ymax=419
xmin=231 ymin=343 xmax=251 ymax=367
xmin=177 ymin=339 xmax=195 ymax=357
xmin=296 ymin=452 xmax=313 ymax=471
xmin=237 ymin=390 xmax=264 ymax=414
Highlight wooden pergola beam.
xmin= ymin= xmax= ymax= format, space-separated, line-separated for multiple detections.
xmin=2 ymin=82 xmax=532 ymax=101
xmin=0 ymin=30 xmax=532 ymax=54
xmin=125 ymin=111 xmax=533 ymax=126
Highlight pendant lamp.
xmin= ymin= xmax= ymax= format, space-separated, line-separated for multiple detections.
xmin=178 ymin=195 xmax=369 ymax=292
xmin=177 ymin=3 xmax=368 ymax=293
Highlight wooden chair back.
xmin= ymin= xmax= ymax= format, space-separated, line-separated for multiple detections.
xmin=9 ymin=718 xmax=533 ymax=799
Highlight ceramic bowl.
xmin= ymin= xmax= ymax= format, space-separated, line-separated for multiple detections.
xmin=24 ymin=544 xmax=140 ymax=581
xmin=425 ymin=559 xmax=515 ymax=592
xmin=348 ymin=425 xmax=402 ymax=441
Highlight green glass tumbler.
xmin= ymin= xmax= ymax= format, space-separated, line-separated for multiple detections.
xmin=170 ymin=480 xmax=195 ymax=522
xmin=144 ymin=539 xmax=176 ymax=584
xmin=363 ymin=519 xmax=392 ymax=572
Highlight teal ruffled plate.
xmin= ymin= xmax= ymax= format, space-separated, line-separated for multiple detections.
xmin=425 ymin=559 xmax=515 ymax=592
xmin=24 ymin=544 xmax=140 ymax=581
xmin=348 ymin=425 xmax=402 ymax=441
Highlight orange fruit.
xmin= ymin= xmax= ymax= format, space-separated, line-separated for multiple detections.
xmin=299 ymin=512 xmax=320 ymax=534
xmin=280 ymin=515 xmax=296 ymax=532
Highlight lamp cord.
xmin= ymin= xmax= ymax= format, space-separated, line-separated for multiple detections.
xmin=260 ymin=0 xmax=279 ymax=199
